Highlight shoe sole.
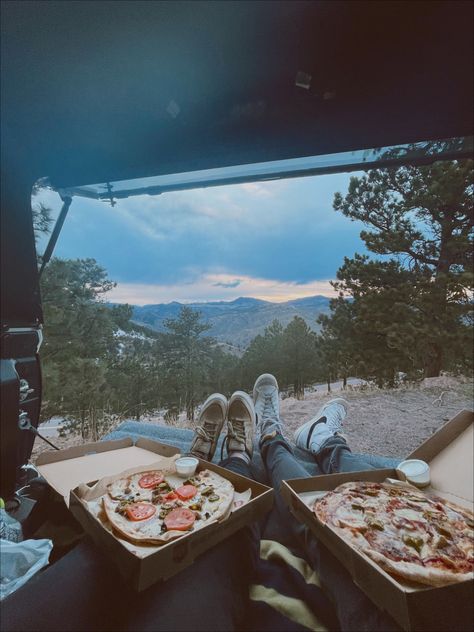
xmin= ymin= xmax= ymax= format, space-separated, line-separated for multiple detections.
xmin=227 ymin=390 xmax=256 ymax=456
xmin=252 ymin=373 xmax=279 ymax=403
xmin=294 ymin=397 xmax=348 ymax=446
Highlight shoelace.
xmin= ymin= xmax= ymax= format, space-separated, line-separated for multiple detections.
xmin=194 ymin=425 xmax=213 ymax=442
xmin=221 ymin=419 xmax=246 ymax=460
xmin=326 ymin=406 xmax=345 ymax=431
xmin=262 ymin=392 xmax=277 ymax=420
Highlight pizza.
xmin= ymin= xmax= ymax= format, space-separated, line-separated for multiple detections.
xmin=102 ymin=468 xmax=234 ymax=545
xmin=313 ymin=481 xmax=474 ymax=587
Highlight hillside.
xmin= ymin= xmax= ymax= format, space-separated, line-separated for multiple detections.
xmin=34 ymin=376 xmax=474 ymax=460
xmin=130 ymin=295 xmax=331 ymax=348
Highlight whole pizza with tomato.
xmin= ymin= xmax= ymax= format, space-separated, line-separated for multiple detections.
xmin=102 ymin=468 xmax=234 ymax=544
xmin=313 ymin=481 xmax=474 ymax=587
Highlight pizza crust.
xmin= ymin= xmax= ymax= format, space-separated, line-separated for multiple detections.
xmin=363 ymin=547 xmax=474 ymax=587
xmin=313 ymin=481 xmax=474 ymax=588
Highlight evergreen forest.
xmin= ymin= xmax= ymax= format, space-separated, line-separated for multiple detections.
xmin=36 ymin=159 xmax=473 ymax=439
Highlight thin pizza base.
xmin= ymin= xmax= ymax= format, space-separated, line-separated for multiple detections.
xmin=314 ymin=481 xmax=474 ymax=588
xmin=337 ymin=523 xmax=474 ymax=587
xmin=363 ymin=547 xmax=473 ymax=587
xmin=102 ymin=469 xmax=234 ymax=545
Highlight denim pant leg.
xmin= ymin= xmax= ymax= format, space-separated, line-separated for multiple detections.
xmin=260 ymin=434 xmax=310 ymax=547
xmin=356 ymin=452 xmax=401 ymax=469
xmin=317 ymin=436 xmax=401 ymax=474
xmin=219 ymin=455 xmax=254 ymax=479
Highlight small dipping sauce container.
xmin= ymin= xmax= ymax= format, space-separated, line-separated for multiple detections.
xmin=175 ymin=456 xmax=199 ymax=478
xmin=397 ymin=459 xmax=430 ymax=488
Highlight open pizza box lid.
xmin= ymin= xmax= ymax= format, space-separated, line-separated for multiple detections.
xmin=407 ymin=409 xmax=473 ymax=506
xmin=281 ymin=409 xmax=474 ymax=632
xmin=35 ymin=437 xmax=180 ymax=506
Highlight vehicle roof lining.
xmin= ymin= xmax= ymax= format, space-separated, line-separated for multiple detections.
xmin=2 ymin=1 xmax=473 ymax=190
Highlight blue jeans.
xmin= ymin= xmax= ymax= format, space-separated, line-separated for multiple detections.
xmin=316 ymin=435 xmax=400 ymax=473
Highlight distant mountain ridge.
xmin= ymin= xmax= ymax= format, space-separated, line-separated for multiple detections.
xmin=130 ymin=295 xmax=331 ymax=349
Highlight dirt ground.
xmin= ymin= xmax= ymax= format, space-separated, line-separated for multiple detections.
xmin=31 ymin=375 xmax=473 ymax=460
xmin=280 ymin=376 xmax=473 ymax=457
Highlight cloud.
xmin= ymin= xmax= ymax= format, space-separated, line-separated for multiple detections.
xmin=107 ymin=273 xmax=338 ymax=305
xmin=213 ymin=279 xmax=242 ymax=288
xmin=36 ymin=170 xmax=367 ymax=292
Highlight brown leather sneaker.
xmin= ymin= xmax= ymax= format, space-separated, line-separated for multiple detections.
xmin=189 ymin=393 xmax=227 ymax=461
xmin=223 ymin=391 xmax=255 ymax=458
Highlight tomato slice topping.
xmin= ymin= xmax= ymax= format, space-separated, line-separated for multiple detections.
xmin=164 ymin=507 xmax=196 ymax=531
xmin=175 ymin=485 xmax=197 ymax=500
xmin=126 ymin=503 xmax=156 ymax=521
xmin=164 ymin=491 xmax=178 ymax=501
xmin=138 ymin=473 xmax=164 ymax=489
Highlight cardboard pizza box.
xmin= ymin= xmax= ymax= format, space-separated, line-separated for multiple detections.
xmin=281 ymin=409 xmax=474 ymax=632
xmin=35 ymin=437 xmax=179 ymax=506
xmin=36 ymin=437 xmax=273 ymax=591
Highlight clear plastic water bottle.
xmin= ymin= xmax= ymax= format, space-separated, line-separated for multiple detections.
xmin=0 ymin=499 xmax=23 ymax=543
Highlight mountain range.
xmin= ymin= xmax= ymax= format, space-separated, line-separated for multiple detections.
xmin=131 ymin=295 xmax=331 ymax=349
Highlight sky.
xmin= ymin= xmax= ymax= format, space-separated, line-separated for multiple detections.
xmin=35 ymin=171 xmax=367 ymax=305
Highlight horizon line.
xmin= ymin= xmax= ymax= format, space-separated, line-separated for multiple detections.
xmin=106 ymin=292 xmax=335 ymax=307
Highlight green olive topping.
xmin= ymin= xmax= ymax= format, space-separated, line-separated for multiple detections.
xmin=208 ymin=494 xmax=220 ymax=502
xmin=159 ymin=508 xmax=172 ymax=519
xmin=436 ymin=525 xmax=452 ymax=539
xmin=436 ymin=536 xmax=449 ymax=549
xmin=116 ymin=500 xmax=133 ymax=515
xmin=368 ymin=520 xmax=384 ymax=531
xmin=403 ymin=535 xmax=423 ymax=554
xmin=184 ymin=478 xmax=199 ymax=486
xmin=201 ymin=486 xmax=214 ymax=497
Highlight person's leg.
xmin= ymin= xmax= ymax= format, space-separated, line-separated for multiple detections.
xmin=259 ymin=434 xmax=311 ymax=546
xmin=255 ymin=383 xmax=401 ymax=631
xmin=317 ymin=435 xmax=401 ymax=474
xmin=257 ymin=441 xmax=400 ymax=631
xmin=252 ymin=375 xmax=313 ymax=547
xmin=357 ymin=451 xmax=402 ymax=469
xmin=253 ymin=374 xmax=309 ymax=484
xmin=294 ymin=398 xmax=401 ymax=473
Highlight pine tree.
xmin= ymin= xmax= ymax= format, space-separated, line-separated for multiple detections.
xmin=40 ymin=258 xmax=121 ymax=436
xmin=282 ymin=317 xmax=317 ymax=399
xmin=332 ymin=159 xmax=473 ymax=378
xmin=161 ymin=307 xmax=212 ymax=421
xmin=241 ymin=320 xmax=285 ymax=388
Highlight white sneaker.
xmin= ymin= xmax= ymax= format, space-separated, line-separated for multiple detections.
xmin=190 ymin=393 xmax=227 ymax=461
xmin=252 ymin=373 xmax=283 ymax=442
xmin=223 ymin=391 xmax=256 ymax=458
xmin=294 ymin=398 xmax=348 ymax=455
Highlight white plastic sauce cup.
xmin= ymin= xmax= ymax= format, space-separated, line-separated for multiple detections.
xmin=175 ymin=456 xmax=199 ymax=478
xmin=396 ymin=459 xmax=430 ymax=488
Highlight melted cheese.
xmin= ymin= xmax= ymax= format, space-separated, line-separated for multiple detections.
xmin=394 ymin=508 xmax=426 ymax=522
